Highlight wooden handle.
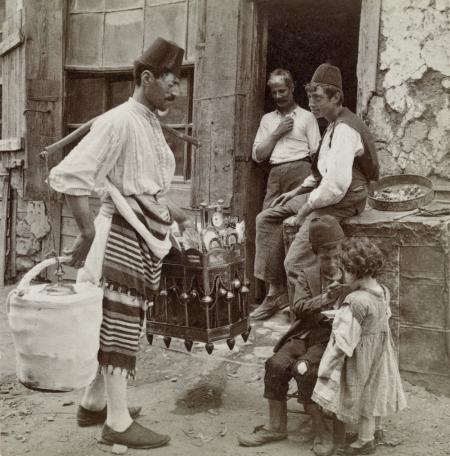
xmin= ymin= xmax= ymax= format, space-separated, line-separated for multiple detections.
xmin=40 ymin=116 xmax=199 ymax=159
xmin=16 ymin=256 xmax=72 ymax=296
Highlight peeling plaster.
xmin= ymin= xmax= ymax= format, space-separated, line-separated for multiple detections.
xmin=422 ymin=32 xmax=450 ymax=75
xmin=368 ymin=0 xmax=450 ymax=181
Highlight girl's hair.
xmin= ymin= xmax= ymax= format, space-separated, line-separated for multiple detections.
xmin=340 ymin=237 xmax=384 ymax=279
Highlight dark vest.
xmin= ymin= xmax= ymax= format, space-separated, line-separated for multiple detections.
xmin=311 ymin=107 xmax=379 ymax=190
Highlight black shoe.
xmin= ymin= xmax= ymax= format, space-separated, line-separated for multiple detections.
xmin=101 ymin=421 xmax=170 ymax=449
xmin=77 ymin=405 xmax=142 ymax=427
xmin=374 ymin=429 xmax=384 ymax=445
xmin=337 ymin=440 xmax=376 ymax=455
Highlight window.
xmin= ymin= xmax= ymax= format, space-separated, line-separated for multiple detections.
xmin=65 ymin=66 xmax=194 ymax=182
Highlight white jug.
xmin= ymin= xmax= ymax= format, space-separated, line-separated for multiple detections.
xmin=7 ymin=257 xmax=103 ymax=391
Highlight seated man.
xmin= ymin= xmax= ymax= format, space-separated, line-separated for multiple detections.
xmin=238 ymin=216 xmax=347 ymax=456
xmin=253 ymin=63 xmax=379 ymax=316
xmin=251 ymin=68 xmax=320 ymax=320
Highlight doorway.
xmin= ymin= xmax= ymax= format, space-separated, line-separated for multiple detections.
xmin=264 ymin=0 xmax=362 ymax=123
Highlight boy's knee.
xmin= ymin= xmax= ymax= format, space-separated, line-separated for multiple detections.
xmin=265 ymin=354 xmax=289 ymax=377
xmin=284 ymin=249 xmax=296 ymax=276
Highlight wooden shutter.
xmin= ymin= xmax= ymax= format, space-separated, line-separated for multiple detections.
xmin=23 ymin=0 xmax=65 ymax=200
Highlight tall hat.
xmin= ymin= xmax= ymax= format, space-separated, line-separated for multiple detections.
xmin=310 ymin=63 xmax=342 ymax=90
xmin=309 ymin=215 xmax=345 ymax=253
xmin=136 ymin=37 xmax=184 ymax=78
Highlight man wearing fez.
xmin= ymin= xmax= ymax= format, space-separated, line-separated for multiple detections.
xmin=238 ymin=216 xmax=346 ymax=456
xmin=256 ymin=63 xmax=378 ymax=295
xmin=49 ymin=38 xmax=191 ymax=449
xmin=251 ymin=68 xmax=320 ymax=320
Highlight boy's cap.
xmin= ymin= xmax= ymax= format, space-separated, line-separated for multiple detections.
xmin=310 ymin=63 xmax=342 ymax=90
xmin=309 ymin=215 xmax=345 ymax=252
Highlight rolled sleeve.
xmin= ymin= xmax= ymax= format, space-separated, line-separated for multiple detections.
xmin=301 ymin=174 xmax=319 ymax=189
xmin=292 ymin=269 xmax=313 ymax=314
xmin=48 ymin=117 xmax=123 ymax=196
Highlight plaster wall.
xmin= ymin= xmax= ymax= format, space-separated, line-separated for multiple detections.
xmin=367 ymin=0 xmax=450 ymax=185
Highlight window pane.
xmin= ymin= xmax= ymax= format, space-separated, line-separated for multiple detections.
xmin=109 ymin=79 xmax=134 ymax=108
xmin=164 ymin=130 xmax=185 ymax=177
xmin=67 ymin=76 xmax=106 ymax=123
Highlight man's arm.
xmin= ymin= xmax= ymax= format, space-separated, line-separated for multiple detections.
xmin=306 ymin=124 xmax=362 ymax=210
xmin=305 ymin=112 xmax=321 ymax=156
xmin=64 ymin=195 xmax=95 ymax=268
xmin=294 ymin=124 xmax=363 ymax=225
xmin=166 ymin=198 xmax=193 ymax=233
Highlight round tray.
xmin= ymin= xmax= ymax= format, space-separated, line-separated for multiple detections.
xmin=368 ymin=174 xmax=434 ymax=212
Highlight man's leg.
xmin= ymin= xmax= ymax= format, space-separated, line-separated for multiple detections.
xmin=294 ymin=345 xmax=334 ymax=456
xmin=80 ymin=371 xmax=106 ymax=411
xmin=103 ymin=368 xmax=133 ymax=431
xmin=252 ymin=195 xmax=307 ymax=320
xmin=77 ymin=369 xmax=143 ymax=428
xmin=238 ymin=340 xmax=307 ymax=446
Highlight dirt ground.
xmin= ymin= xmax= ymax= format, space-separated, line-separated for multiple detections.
xmin=1 ymin=284 xmax=450 ymax=456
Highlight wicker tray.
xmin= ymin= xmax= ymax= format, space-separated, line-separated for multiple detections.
xmin=368 ymin=174 xmax=434 ymax=212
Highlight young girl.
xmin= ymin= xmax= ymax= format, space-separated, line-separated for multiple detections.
xmin=312 ymin=237 xmax=406 ymax=455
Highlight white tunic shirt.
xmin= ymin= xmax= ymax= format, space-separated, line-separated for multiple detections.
xmin=302 ymin=123 xmax=364 ymax=209
xmin=49 ymin=98 xmax=176 ymax=197
xmin=252 ymin=106 xmax=320 ymax=165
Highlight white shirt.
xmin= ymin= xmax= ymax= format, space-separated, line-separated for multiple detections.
xmin=252 ymin=106 xmax=320 ymax=164
xmin=49 ymin=98 xmax=176 ymax=197
xmin=302 ymin=123 xmax=364 ymax=209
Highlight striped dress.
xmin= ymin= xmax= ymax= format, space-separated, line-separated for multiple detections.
xmin=312 ymin=286 xmax=407 ymax=424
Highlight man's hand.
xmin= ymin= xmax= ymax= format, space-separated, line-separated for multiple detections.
xmin=326 ymin=281 xmax=343 ymax=300
xmin=270 ymin=188 xmax=298 ymax=208
xmin=64 ymin=230 xmax=95 ymax=269
xmin=166 ymin=198 xmax=192 ymax=233
xmin=272 ymin=116 xmax=294 ymax=139
xmin=295 ymin=208 xmax=310 ymax=226
xmin=178 ymin=218 xmax=195 ymax=234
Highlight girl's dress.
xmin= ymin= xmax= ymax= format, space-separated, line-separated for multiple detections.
xmin=312 ymin=285 xmax=406 ymax=424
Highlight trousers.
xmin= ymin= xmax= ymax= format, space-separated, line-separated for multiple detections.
xmin=264 ymin=338 xmax=327 ymax=404
xmin=254 ymin=186 xmax=367 ymax=286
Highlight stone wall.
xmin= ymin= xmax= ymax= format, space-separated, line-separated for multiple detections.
xmin=15 ymin=200 xmax=51 ymax=274
xmin=368 ymin=0 xmax=450 ymax=185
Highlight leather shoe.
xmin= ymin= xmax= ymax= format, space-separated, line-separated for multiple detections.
xmin=77 ymin=405 xmax=142 ymax=427
xmin=337 ymin=440 xmax=376 ymax=455
xmin=250 ymin=292 xmax=288 ymax=321
xmin=101 ymin=421 xmax=170 ymax=449
xmin=237 ymin=425 xmax=288 ymax=446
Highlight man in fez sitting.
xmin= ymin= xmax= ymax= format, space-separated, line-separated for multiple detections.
xmin=238 ymin=215 xmax=347 ymax=456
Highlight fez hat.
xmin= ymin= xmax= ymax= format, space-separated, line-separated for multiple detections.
xmin=136 ymin=37 xmax=184 ymax=78
xmin=310 ymin=63 xmax=342 ymax=90
xmin=309 ymin=215 xmax=345 ymax=253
